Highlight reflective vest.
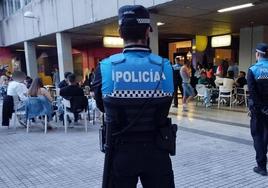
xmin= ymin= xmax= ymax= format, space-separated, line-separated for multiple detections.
xmin=100 ymin=52 xmax=174 ymax=134
xmin=249 ymin=58 xmax=268 ymax=104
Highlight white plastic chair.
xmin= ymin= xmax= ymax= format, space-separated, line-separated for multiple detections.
xmin=63 ymin=98 xmax=88 ymax=133
xmin=12 ymin=96 xmax=26 ymax=131
xmin=88 ymin=97 xmax=97 ymax=125
xmin=195 ymin=84 xmax=206 ymax=106
xmin=218 ymin=86 xmax=233 ymax=109
xmin=26 ymin=115 xmax=48 ymax=134
xmin=243 ymin=85 xmax=249 ymax=107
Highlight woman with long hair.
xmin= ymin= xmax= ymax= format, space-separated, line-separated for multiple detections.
xmin=28 ymin=78 xmax=53 ymax=102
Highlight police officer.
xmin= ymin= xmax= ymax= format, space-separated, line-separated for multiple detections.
xmin=92 ymin=5 xmax=175 ymax=188
xmin=248 ymin=43 xmax=268 ymax=176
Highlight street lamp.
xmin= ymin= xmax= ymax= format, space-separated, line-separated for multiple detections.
xmin=24 ymin=11 xmax=41 ymax=36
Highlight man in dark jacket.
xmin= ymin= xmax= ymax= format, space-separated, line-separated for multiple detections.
xmin=58 ymin=72 xmax=72 ymax=89
xmin=60 ymin=74 xmax=87 ymax=122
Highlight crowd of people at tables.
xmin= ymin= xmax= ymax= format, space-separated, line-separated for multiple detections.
xmin=0 ymin=59 xmax=247 ymax=128
xmin=172 ymin=56 xmax=248 ymax=111
xmin=0 ymin=70 xmax=95 ymax=129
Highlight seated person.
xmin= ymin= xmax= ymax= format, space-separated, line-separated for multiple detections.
xmin=2 ymin=71 xmax=28 ymax=127
xmin=58 ymin=72 xmax=72 ymax=89
xmin=60 ymin=74 xmax=87 ymax=122
xmin=222 ymin=71 xmax=235 ymax=89
xmin=24 ymin=76 xmax=33 ymax=89
xmin=236 ymin=71 xmax=247 ymax=88
xmin=0 ymin=75 xmax=9 ymax=97
xmin=28 ymin=78 xmax=53 ymax=102
xmin=198 ymin=71 xmax=212 ymax=107
xmin=235 ymin=71 xmax=248 ymax=104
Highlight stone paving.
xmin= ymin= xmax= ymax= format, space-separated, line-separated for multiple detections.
xmin=0 ymin=107 xmax=268 ymax=188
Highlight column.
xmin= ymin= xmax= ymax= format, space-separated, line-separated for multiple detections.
xmin=239 ymin=25 xmax=268 ymax=72
xmin=149 ymin=14 xmax=159 ymax=55
xmin=24 ymin=41 xmax=38 ymax=78
xmin=56 ymin=32 xmax=73 ymax=81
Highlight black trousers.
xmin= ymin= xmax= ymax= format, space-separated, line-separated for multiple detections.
xmin=173 ymin=82 xmax=183 ymax=106
xmin=111 ymin=142 xmax=175 ymax=188
xmin=250 ymin=112 xmax=268 ymax=170
xmin=2 ymin=95 xmax=14 ymax=126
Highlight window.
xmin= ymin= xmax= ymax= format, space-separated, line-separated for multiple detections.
xmin=25 ymin=0 xmax=32 ymax=5
xmin=8 ymin=0 xmax=14 ymax=15
xmin=14 ymin=0 xmax=21 ymax=11
xmin=3 ymin=0 xmax=8 ymax=17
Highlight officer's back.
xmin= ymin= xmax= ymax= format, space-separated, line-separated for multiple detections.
xmin=92 ymin=5 xmax=175 ymax=188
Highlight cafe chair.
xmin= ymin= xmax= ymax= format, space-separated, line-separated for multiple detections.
xmin=62 ymin=97 xmax=88 ymax=133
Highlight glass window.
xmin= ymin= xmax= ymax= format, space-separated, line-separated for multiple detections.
xmin=8 ymin=0 xmax=14 ymax=15
xmin=25 ymin=0 xmax=32 ymax=5
xmin=14 ymin=0 xmax=21 ymax=11
xmin=3 ymin=0 xmax=8 ymax=17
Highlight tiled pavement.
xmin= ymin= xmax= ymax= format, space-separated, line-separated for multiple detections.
xmin=0 ymin=104 xmax=268 ymax=188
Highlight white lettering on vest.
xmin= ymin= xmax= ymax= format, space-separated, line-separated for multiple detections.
xmin=112 ymin=71 xmax=166 ymax=82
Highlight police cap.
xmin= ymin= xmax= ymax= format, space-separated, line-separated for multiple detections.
xmin=256 ymin=43 xmax=268 ymax=54
xmin=118 ymin=5 xmax=152 ymax=31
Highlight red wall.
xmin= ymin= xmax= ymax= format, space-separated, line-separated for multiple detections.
xmin=74 ymin=47 xmax=122 ymax=78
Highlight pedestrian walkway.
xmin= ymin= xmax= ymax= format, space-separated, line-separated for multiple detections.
xmin=0 ymin=105 xmax=267 ymax=188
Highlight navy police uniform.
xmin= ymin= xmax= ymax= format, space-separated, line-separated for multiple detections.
xmin=248 ymin=43 xmax=268 ymax=175
xmin=92 ymin=5 xmax=175 ymax=188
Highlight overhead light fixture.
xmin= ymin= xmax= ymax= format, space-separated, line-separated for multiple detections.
xmin=37 ymin=44 xmax=56 ymax=48
xmin=157 ymin=22 xmax=165 ymax=26
xmin=103 ymin=37 xmax=124 ymax=48
xmin=217 ymin=3 xmax=254 ymax=13
xmin=39 ymin=52 xmax=48 ymax=58
xmin=211 ymin=35 xmax=231 ymax=47
xmin=24 ymin=11 xmax=38 ymax=19
xmin=15 ymin=49 xmax=25 ymax=52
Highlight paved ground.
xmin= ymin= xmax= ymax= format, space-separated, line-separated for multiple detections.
xmin=0 ymin=103 xmax=268 ymax=188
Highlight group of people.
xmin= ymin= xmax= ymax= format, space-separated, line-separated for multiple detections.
xmin=1 ymin=70 xmax=88 ymax=128
xmin=172 ymin=56 xmax=248 ymax=110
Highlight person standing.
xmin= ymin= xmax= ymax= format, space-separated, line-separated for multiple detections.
xmin=248 ymin=43 xmax=268 ymax=176
xmin=92 ymin=5 xmax=175 ymax=187
xmin=180 ymin=60 xmax=195 ymax=112
xmin=52 ymin=68 xmax=60 ymax=87
xmin=172 ymin=56 xmax=183 ymax=107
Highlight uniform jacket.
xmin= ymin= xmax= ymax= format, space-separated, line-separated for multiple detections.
xmin=248 ymin=58 xmax=268 ymax=109
xmin=92 ymin=45 xmax=174 ymax=134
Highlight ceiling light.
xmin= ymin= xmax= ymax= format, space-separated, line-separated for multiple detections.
xmin=15 ymin=49 xmax=24 ymax=52
xmin=103 ymin=37 xmax=124 ymax=48
xmin=37 ymin=44 xmax=56 ymax=48
xmin=217 ymin=3 xmax=254 ymax=13
xmin=157 ymin=22 xmax=165 ymax=26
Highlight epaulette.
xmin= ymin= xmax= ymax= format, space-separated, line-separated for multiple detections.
xmin=149 ymin=54 xmax=163 ymax=65
xmin=109 ymin=53 xmax=125 ymax=64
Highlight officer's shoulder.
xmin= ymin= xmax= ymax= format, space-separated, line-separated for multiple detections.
xmin=100 ymin=53 xmax=125 ymax=65
xmin=149 ymin=53 xmax=170 ymax=65
xmin=249 ymin=62 xmax=261 ymax=71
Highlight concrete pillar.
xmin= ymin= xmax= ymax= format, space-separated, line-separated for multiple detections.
xmin=149 ymin=14 xmax=159 ymax=54
xmin=24 ymin=41 xmax=38 ymax=78
xmin=239 ymin=26 xmax=268 ymax=72
xmin=56 ymin=32 xmax=73 ymax=81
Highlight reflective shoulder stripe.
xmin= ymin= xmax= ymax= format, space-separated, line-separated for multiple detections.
xmin=110 ymin=53 xmax=125 ymax=64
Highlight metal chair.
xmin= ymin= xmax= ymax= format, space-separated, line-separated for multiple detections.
xmin=62 ymin=98 xmax=88 ymax=133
